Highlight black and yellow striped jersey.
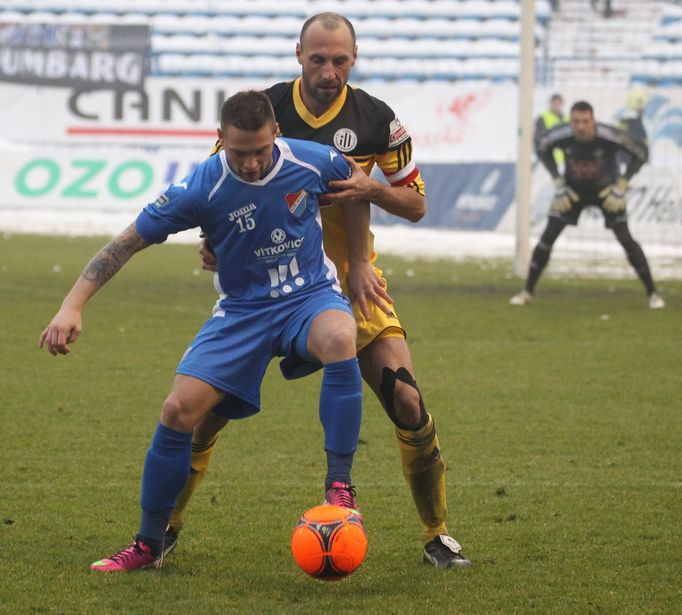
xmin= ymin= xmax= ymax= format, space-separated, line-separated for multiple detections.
xmin=265 ymin=79 xmax=424 ymax=194
xmin=211 ymin=78 xmax=425 ymax=285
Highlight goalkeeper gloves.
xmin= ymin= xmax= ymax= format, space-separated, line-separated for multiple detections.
xmin=599 ymin=177 xmax=628 ymax=213
xmin=550 ymin=178 xmax=579 ymax=214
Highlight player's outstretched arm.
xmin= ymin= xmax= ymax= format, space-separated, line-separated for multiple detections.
xmin=325 ymin=156 xmax=426 ymax=223
xmin=342 ymin=199 xmax=393 ymax=320
xmin=38 ymin=223 xmax=149 ymax=356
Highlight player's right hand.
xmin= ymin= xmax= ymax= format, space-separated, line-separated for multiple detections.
xmin=551 ymin=177 xmax=579 ymax=214
xmin=199 ymin=235 xmax=217 ymax=271
xmin=347 ymin=261 xmax=393 ymax=321
xmin=323 ymin=155 xmax=373 ymax=205
xmin=38 ymin=308 xmax=82 ymax=356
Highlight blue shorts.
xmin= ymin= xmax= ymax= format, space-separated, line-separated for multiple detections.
xmin=176 ymin=287 xmax=353 ymax=419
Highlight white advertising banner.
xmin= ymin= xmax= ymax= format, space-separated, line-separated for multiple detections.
xmin=0 ymin=78 xmax=680 ymax=270
xmin=0 ymin=78 xmax=518 ymax=162
xmin=2 ymin=77 xmax=679 ymax=164
xmin=0 ymin=145 xmax=201 ymax=212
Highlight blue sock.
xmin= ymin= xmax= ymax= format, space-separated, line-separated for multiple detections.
xmin=319 ymin=358 xmax=362 ymax=489
xmin=138 ymin=422 xmax=192 ymax=553
xmin=325 ymin=450 xmax=355 ymax=490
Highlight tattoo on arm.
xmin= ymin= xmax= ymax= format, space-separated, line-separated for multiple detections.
xmin=82 ymin=223 xmax=147 ymax=287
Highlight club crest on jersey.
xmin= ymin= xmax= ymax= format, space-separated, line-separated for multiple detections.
xmin=285 ymin=190 xmax=308 ymax=217
xmin=333 ymin=128 xmax=358 ymax=152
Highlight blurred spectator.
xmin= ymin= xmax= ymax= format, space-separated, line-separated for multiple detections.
xmin=617 ymin=86 xmax=648 ymax=143
xmin=535 ymin=93 xmax=569 ymax=165
xmin=615 ymin=86 xmax=649 ymax=169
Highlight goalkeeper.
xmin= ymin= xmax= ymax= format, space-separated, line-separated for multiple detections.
xmin=510 ymin=100 xmax=664 ymax=309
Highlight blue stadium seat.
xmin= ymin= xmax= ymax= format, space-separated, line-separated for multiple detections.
xmin=0 ymin=0 xmax=551 ymax=82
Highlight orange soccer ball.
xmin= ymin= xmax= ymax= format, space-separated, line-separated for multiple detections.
xmin=291 ymin=504 xmax=367 ymax=580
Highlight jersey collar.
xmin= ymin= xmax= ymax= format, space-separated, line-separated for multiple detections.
xmin=220 ymin=142 xmax=284 ymax=186
xmin=293 ymin=77 xmax=347 ymax=128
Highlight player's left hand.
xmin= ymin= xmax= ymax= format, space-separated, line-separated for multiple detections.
xmin=38 ymin=307 xmax=82 ymax=356
xmin=599 ymin=177 xmax=628 ymax=213
xmin=347 ymin=261 xmax=393 ymax=321
xmin=323 ymin=156 xmax=377 ymax=204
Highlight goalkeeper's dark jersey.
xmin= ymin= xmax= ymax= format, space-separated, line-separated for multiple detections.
xmin=211 ymin=78 xmax=424 ymax=284
xmin=536 ymin=122 xmax=648 ymax=193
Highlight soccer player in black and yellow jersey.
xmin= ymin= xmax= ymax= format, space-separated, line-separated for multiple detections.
xmin=167 ymin=12 xmax=470 ymax=568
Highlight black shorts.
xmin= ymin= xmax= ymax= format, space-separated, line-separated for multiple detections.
xmin=550 ymin=192 xmax=627 ymax=229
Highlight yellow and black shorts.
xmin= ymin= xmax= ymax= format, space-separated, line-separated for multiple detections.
xmin=347 ymin=266 xmax=406 ymax=352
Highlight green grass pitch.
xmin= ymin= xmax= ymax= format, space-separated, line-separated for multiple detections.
xmin=1 ymin=234 xmax=680 ymax=614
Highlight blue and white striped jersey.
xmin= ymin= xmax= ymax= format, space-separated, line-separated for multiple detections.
xmin=136 ymin=137 xmax=352 ymax=305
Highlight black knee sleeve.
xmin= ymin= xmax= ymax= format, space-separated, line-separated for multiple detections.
xmin=380 ymin=367 xmax=429 ymax=431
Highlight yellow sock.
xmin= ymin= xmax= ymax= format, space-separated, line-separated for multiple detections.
xmin=169 ymin=436 xmax=218 ymax=532
xmin=395 ymin=414 xmax=449 ymax=544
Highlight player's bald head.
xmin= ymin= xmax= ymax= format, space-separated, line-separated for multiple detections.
xmin=299 ymin=12 xmax=356 ymax=49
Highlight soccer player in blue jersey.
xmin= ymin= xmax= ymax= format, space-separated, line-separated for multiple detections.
xmin=171 ymin=13 xmax=471 ymax=569
xmin=38 ymin=90 xmax=382 ymax=572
